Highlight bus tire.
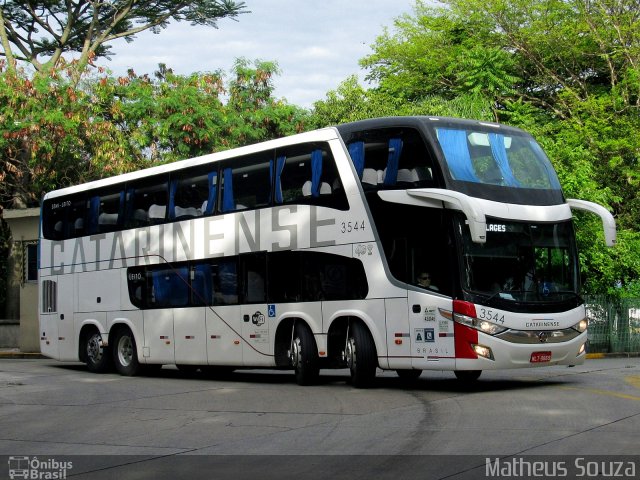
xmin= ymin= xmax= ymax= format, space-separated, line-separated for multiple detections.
xmin=454 ymin=370 xmax=482 ymax=382
xmin=290 ymin=323 xmax=319 ymax=386
xmin=113 ymin=327 xmax=141 ymax=376
xmin=83 ymin=329 xmax=112 ymax=373
xmin=346 ymin=322 xmax=377 ymax=388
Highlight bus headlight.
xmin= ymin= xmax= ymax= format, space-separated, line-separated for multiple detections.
xmin=472 ymin=344 xmax=494 ymax=360
xmin=477 ymin=319 xmax=508 ymax=335
xmin=572 ymin=319 xmax=588 ymax=333
xmin=453 ymin=313 xmax=507 ymax=335
xmin=451 ymin=300 xmax=508 ymax=336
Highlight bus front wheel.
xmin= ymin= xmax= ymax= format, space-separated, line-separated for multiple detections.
xmin=346 ymin=322 xmax=377 ymax=388
xmin=290 ymin=323 xmax=319 ymax=386
xmin=113 ymin=327 xmax=141 ymax=376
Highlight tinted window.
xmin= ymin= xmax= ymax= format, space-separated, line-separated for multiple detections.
xmin=42 ymin=195 xmax=86 ymax=240
xmin=88 ymin=187 xmax=124 ymax=234
xmin=220 ymin=152 xmax=273 ymax=212
xmin=276 ymin=142 xmax=346 ymax=209
xmin=347 ymin=128 xmax=437 ymax=191
xmin=242 ymin=253 xmax=266 ymax=303
xmin=126 ymin=252 xmax=367 ymax=309
xmin=125 ymin=178 xmax=168 ymax=228
xmin=171 ymin=166 xmax=217 ymax=219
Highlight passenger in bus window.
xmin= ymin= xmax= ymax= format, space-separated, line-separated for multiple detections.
xmin=417 ymin=272 xmax=439 ymax=291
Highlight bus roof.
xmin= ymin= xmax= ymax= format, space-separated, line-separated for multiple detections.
xmin=335 ymin=115 xmax=528 ymax=137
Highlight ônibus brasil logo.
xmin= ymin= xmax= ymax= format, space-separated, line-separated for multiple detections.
xmin=8 ymin=456 xmax=73 ymax=479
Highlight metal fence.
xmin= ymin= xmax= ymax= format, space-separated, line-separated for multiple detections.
xmin=584 ymin=296 xmax=640 ymax=354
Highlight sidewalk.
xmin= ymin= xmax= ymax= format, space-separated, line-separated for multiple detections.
xmin=0 ymin=348 xmax=46 ymax=359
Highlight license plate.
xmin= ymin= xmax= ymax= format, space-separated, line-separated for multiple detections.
xmin=530 ymin=351 xmax=552 ymax=363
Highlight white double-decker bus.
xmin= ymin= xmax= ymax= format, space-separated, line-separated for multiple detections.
xmin=39 ymin=116 xmax=616 ymax=386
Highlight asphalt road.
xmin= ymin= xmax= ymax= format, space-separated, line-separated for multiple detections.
xmin=1 ymin=358 xmax=639 ymax=479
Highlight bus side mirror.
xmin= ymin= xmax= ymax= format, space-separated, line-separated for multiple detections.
xmin=567 ymin=199 xmax=617 ymax=247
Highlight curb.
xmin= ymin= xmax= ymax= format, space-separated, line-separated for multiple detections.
xmin=586 ymin=352 xmax=640 ymax=359
xmin=0 ymin=350 xmax=46 ymax=359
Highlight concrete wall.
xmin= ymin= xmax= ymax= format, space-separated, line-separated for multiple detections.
xmin=3 ymin=208 xmax=41 ymax=352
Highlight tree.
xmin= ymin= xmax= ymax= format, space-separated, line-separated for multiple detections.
xmin=98 ymin=59 xmax=310 ymax=164
xmin=311 ymin=75 xmax=493 ymax=128
xmin=321 ymin=0 xmax=640 ymax=295
xmin=0 ymin=64 xmax=136 ymax=209
xmin=0 ymin=59 xmax=309 ymax=209
xmin=0 ymin=1 xmax=246 ymax=76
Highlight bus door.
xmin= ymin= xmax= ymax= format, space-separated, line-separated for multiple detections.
xmin=240 ymin=252 xmax=272 ymax=366
xmin=205 ymin=258 xmax=243 ymax=366
xmin=407 ymin=289 xmax=455 ymax=370
xmin=141 ymin=265 xmax=190 ymax=365
xmin=56 ymin=274 xmax=76 ymax=361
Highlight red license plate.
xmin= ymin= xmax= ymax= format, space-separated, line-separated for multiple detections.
xmin=530 ymin=351 xmax=552 ymax=363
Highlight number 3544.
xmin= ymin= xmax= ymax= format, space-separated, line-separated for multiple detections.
xmin=341 ymin=220 xmax=365 ymax=233
xmin=477 ymin=308 xmax=505 ymax=324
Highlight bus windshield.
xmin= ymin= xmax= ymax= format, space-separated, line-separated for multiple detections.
xmin=435 ymin=127 xmax=561 ymax=190
xmin=456 ymin=218 xmax=580 ymax=306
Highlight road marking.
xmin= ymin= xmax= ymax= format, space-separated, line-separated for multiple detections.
xmin=562 ymin=383 xmax=640 ymax=402
xmin=626 ymin=375 xmax=640 ymax=390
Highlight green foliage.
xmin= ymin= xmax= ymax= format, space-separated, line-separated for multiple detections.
xmin=311 ymin=75 xmax=493 ymax=128
xmin=312 ymin=0 xmax=640 ymax=296
xmin=0 ymin=65 xmax=134 ymax=208
xmin=0 ymin=60 xmax=309 ymax=209
xmin=0 ymin=1 xmax=246 ymax=75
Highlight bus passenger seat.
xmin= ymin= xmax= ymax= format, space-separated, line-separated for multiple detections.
xmin=302 ymin=180 xmax=332 ymax=196
xmin=414 ymin=167 xmax=433 ymax=182
xmin=98 ymin=213 xmax=118 ymax=225
xmin=133 ymin=209 xmax=148 ymax=222
xmin=148 ymin=204 xmax=166 ymax=220
xmin=397 ymin=168 xmax=419 ymax=183
xmin=361 ymin=168 xmax=378 ymax=186
xmin=302 ymin=180 xmax=312 ymax=196
xmin=174 ymin=206 xmax=200 ymax=218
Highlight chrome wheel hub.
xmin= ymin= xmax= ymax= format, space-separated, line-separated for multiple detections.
xmin=289 ymin=338 xmax=301 ymax=367
xmin=117 ymin=335 xmax=133 ymax=367
xmin=87 ymin=334 xmax=103 ymax=362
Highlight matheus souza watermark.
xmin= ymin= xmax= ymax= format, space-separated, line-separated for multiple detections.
xmin=486 ymin=457 xmax=637 ymax=478
xmin=8 ymin=456 xmax=73 ymax=479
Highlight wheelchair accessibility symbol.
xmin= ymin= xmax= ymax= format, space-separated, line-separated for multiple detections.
xmin=268 ymin=304 xmax=276 ymax=317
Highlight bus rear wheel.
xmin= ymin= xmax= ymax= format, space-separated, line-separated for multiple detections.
xmin=290 ymin=323 xmax=319 ymax=386
xmin=113 ymin=327 xmax=141 ymax=376
xmin=84 ymin=329 xmax=112 ymax=373
xmin=346 ymin=322 xmax=377 ymax=388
